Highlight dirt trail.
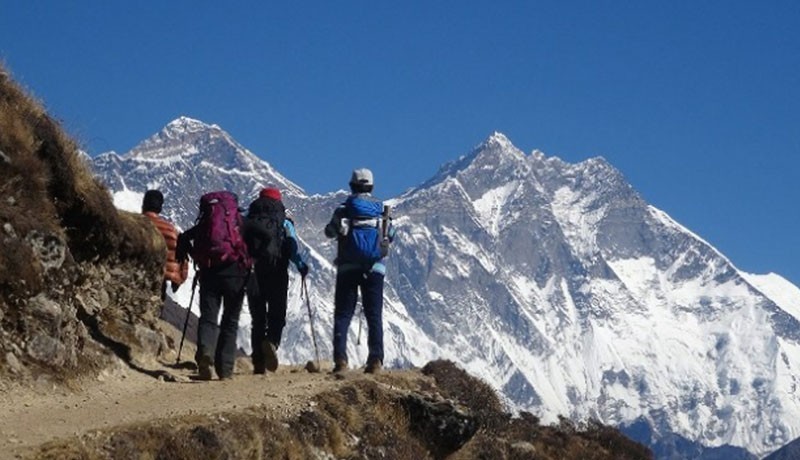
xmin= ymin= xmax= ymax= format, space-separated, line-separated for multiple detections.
xmin=0 ymin=324 xmax=349 ymax=460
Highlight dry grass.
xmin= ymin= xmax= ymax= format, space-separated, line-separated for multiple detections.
xmin=421 ymin=359 xmax=504 ymax=417
xmin=0 ymin=63 xmax=167 ymax=383
xmin=29 ymin=366 xmax=652 ymax=460
xmin=422 ymin=360 xmax=652 ymax=460
xmin=0 ymin=63 xmax=163 ymax=304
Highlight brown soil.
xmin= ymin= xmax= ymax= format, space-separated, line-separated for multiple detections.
xmin=0 ymin=363 xmax=343 ymax=458
xmin=0 ymin=323 xmax=652 ymax=460
xmin=0 ymin=320 xmax=344 ymax=460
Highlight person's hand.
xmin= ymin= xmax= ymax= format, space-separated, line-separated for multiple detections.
xmin=176 ymin=233 xmax=191 ymax=263
xmin=298 ymin=262 xmax=309 ymax=278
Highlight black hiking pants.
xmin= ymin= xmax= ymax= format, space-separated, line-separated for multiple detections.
xmin=248 ymin=262 xmax=289 ymax=367
xmin=196 ymin=270 xmax=247 ymax=378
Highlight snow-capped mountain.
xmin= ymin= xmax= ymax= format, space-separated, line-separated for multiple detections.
xmin=92 ymin=118 xmax=800 ymax=458
xmin=94 ymin=116 xmax=304 ymax=227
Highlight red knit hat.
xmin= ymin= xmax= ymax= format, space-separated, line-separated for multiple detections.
xmin=259 ymin=187 xmax=282 ymax=201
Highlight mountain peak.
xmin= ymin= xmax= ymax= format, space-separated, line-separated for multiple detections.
xmin=162 ymin=116 xmax=219 ymax=137
xmin=483 ymin=131 xmax=514 ymax=149
xmin=126 ymin=116 xmax=229 ymax=160
xmin=476 ymin=131 xmax=525 ymax=161
xmin=461 ymin=131 xmax=527 ymax=179
xmin=415 ymin=132 xmax=526 ymax=192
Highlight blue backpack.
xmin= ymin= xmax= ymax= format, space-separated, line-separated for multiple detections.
xmin=340 ymin=195 xmax=387 ymax=265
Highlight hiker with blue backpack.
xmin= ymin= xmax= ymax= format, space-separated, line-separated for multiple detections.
xmin=176 ymin=191 xmax=252 ymax=381
xmin=324 ymin=168 xmax=395 ymax=374
xmin=242 ymin=187 xmax=309 ymax=374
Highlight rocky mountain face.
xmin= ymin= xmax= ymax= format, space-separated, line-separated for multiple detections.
xmin=92 ymin=117 xmax=800 ymax=458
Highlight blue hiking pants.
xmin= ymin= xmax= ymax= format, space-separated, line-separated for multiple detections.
xmin=333 ymin=269 xmax=384 ymax=365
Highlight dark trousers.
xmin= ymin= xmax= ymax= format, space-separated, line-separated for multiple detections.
xmin=196 ymin=272 xmax=247 ymax=378
xmin=247 ymin=263 xmax=289 ymax=366
xmin=333 ymin=269 xmax=384 ymax=365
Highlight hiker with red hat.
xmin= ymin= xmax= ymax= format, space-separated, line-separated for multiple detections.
xmin=243 ymin=186 xmax=309 ymax=374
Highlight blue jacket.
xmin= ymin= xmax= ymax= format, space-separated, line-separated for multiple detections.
xmin=283 ymin=219 xmax=307 ymax=273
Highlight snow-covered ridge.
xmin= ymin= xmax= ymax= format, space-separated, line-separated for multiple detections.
xmin=648 ymin=205 xmax=736 ymax=268
xmin=742 ymin=272 xmax=800 ymax=320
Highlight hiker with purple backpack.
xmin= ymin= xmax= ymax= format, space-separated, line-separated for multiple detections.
xmin=177 ymin=191 xmax=252 ymax=381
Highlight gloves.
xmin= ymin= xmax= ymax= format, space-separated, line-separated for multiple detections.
xmin=298 ymin=262 xmax=309 ymax=278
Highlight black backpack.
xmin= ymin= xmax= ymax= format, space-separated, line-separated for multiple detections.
xmin=244 ymin=197 xmax=287 ymax=267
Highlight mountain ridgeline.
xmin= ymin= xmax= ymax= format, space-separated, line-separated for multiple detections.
xmin=93 ymin=117 xmax=800 ymax=458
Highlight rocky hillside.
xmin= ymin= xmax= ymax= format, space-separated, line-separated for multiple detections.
xmin=0 ymin=64 xmax=168 ymax=386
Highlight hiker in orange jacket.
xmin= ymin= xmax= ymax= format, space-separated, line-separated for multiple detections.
xmin=142 ymin=189 xmax=188 ymax=299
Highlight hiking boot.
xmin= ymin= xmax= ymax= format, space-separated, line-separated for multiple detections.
xmin=197 ymin=355 xmax=214 ymax=381
xmin=262 ymin=340 xmax=279 ymax=372
xmin=364 ymin=359 xmax=382 ymax=374
xmin=332 ymin=359 xmax=348 ymax=374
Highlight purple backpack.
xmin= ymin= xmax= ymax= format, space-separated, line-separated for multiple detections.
xmin=191 ymin=191 xmax=251 ymax=269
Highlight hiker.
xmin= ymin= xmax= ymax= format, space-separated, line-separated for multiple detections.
xmin=176 ymin=191 xmax=252 ymax=380
xmin=141 ymin=189 xmax=188 ymax=300
xmin=242 ymin=187 xmax=309 ymax=374
xmin=324 ymin=168 xmax=394 ymax=374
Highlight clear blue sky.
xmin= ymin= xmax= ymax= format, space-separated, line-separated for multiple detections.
xmin=2 ymin=2 xmax=799 ymax=285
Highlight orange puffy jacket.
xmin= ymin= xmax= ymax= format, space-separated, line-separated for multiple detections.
xmin=144 ymin=212 xmax=189 ymax=286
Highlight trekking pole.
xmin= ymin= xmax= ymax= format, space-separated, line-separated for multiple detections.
xmin=176 ymin=273 xmax=199 ymax=365
xmin=301 ymin=276 xmax=322 ymax=371
xmin=360 ymin=204 xmax=389 ymax=347
xmin=356 ymin=301 xmax=363 ymax=346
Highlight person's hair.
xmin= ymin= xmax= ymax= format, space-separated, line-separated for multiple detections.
xmin=142 ymin=189 xmax=164 ymax=213
xmin=349 ymin=183 xmax=373 ymax=194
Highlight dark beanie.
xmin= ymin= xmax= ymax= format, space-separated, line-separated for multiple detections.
xmin=142 ymin=190 xmax=164 ymax=213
